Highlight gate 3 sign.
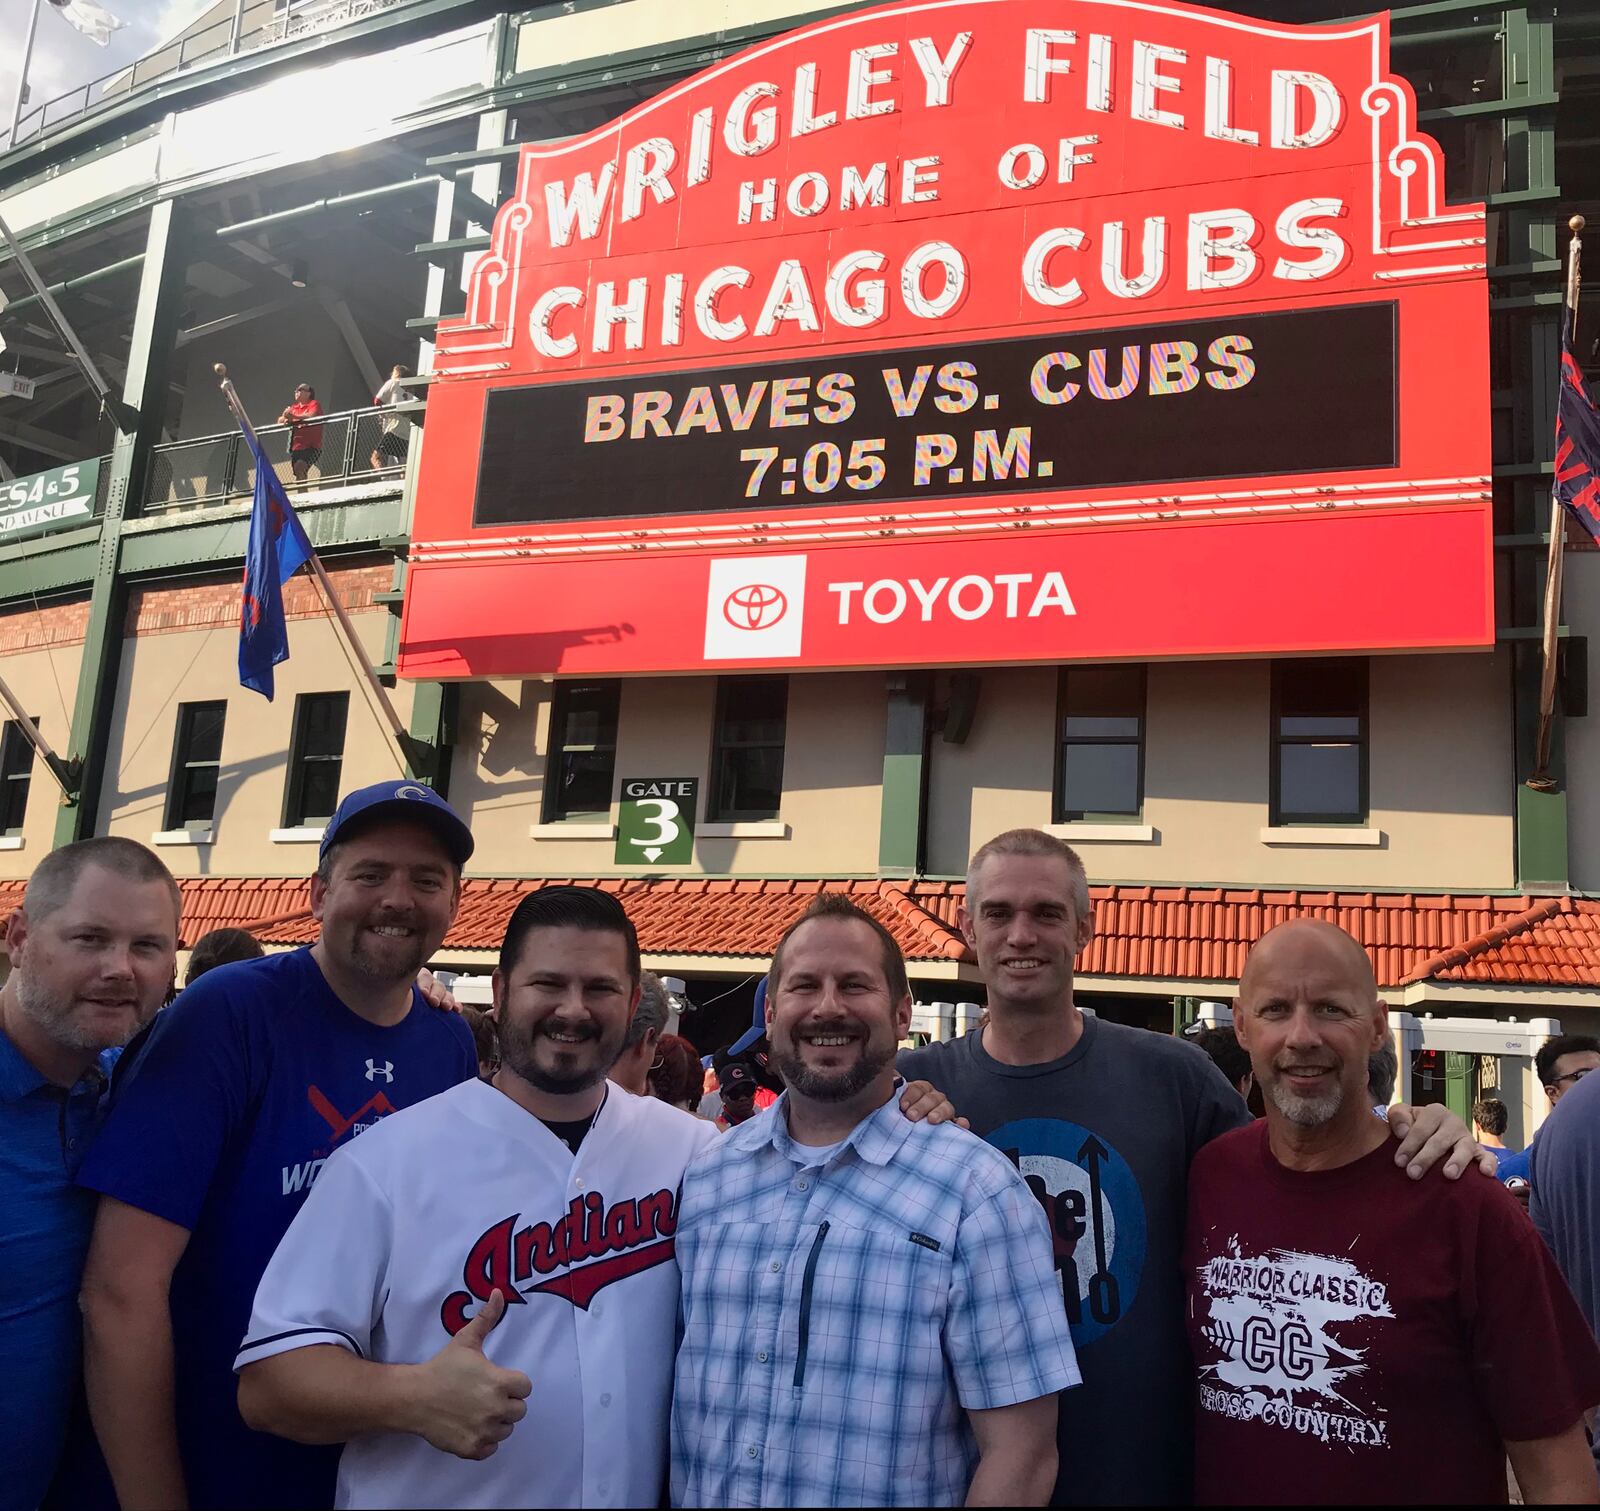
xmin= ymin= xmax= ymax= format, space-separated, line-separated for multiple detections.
xmin=401 ymin=0 xmax=1493 ymax=680
xmin=616 ymin=778 xmax=698 ymax=866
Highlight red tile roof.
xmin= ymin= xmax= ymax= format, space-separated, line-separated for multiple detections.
xmin=240 ymin=877 xmax=972 ymax=963
xmin=1400 ymin=897 xmax=1600 ymax=987
xmin=903 ymin=883 xmax=1559 ymax=987
xmin=3 ymin=874 xmax=1597 ymax=990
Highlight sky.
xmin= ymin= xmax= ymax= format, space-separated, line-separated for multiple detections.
xmin=0 ymin=0 xmax=214 ymax=141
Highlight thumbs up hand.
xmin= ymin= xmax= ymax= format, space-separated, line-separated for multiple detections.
xmin=412 ymin=1290 xmax=532 ymax=1459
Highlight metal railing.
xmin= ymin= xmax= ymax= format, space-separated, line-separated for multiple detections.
xmin=143 ymin=405 xmax=408 ymax=512
xmin=3 ymin=0 xmax=419 ymax=156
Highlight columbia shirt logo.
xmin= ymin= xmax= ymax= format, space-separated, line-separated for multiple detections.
xmin=909 ymin=1231 xmax=941 ymax=1252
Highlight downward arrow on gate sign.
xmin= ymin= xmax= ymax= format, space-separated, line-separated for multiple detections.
xmin=643 ymin=847 xmax=663 ymax=861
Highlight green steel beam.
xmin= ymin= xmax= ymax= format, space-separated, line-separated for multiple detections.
xmin=1391 ymin=0 xmax=1519 ymax=17
xmin=1418 ymin=92 xmax=1556 ymax=122
xmin=878 ymin=673 xmax=930 ymax=878
xmin=1517 ymin=785 xmax=1568 ymax=891
xmin=0 ymin=252 xmax=145 ymax=318
xmin=413 ymin=235 xmax=490 ymax=255
xmin=392 ymin=104 xmax=513 ymax=789
xmin=0 ymin=531 xmax=101 ymax=596
xmin=54 ymin=199 xmax=190 ymax=845
xmin=213 ymin=177 xmax=439 ymax=241
xmin=1497 ymin=5 xmax=1568 ymax=889
xmin=425 ymin=145 xmax=522 ymax=170
xmin=116 ymin=497 xmax=407 ymax=575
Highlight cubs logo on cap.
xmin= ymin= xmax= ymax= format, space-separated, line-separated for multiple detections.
xmin=319 ymin=778 xmax=475 ymax=865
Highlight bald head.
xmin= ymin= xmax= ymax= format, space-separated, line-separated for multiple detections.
xmin=1239 ymin=920 xmax=1378 ymax=1008
xmin=1236 ymin=920 xmax=1388 ymax=1138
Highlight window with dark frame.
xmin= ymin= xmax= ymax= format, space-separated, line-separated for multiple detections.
xmin=709 ymin=676 xmax=789 ymax=821
xmin=284 ymin=692 xmax=350 ymax=828
xmin=1271 ymin=659 xmax=1369 ymax=824
xmin=0 ymin=720 xmax=36 ymax=835
xmin=544 ymin=681 xmax=621 ymax=820
xmin=1055 ymin=666 xmax=1146 ymax=821
xmin=165 ymin=701 xmax=227 ymax=830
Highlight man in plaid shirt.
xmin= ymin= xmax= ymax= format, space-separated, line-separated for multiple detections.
xmin=671 ymin=894 xmax=1079 ymax=1508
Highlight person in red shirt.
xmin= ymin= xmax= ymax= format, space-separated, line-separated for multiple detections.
xmin=276 ymin=383 xmax=324 ymax=482
xmin=1185 ymin=919 xmax=1600 ymax=1506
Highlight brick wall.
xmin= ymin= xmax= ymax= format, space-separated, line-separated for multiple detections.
xmin=125 ymin=559 xmax=391 ymax=637
xmin=0 ymin=596 xmax=91 ymax=653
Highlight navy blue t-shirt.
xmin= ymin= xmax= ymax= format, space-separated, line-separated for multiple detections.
xmin=78 ymin=948 xmax=475 ymax=1510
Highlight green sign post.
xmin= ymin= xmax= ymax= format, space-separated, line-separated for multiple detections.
xmin=0 ymin=458 xmax=101 ymax=543
xmin=615 ymin=777 xmax=698 ymax=866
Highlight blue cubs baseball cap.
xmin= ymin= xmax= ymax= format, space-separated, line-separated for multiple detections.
xmin=319 ymin=779 xmax=474 ymax=867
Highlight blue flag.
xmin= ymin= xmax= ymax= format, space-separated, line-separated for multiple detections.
xmin=239 ymin=435 xmax=314 ymax=699
xmin=1555 ymin=308 xmax=1600 ymax=545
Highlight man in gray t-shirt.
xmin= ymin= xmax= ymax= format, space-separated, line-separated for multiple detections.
xmin=899 ymin=829 xmax=1495 ymax=1506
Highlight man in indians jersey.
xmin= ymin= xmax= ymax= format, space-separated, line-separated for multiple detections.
xmin=235 ymin=887 xmax=714 ymax=1509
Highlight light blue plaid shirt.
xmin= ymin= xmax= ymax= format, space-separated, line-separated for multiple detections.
xmin=670 ymin=1088 xmax=1080 ymax=1507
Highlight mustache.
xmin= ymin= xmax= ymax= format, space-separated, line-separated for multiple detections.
xmin=537 ymin=1020 xmax=601 ymax=1041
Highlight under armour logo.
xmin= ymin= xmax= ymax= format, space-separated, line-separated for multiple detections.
xmin=365 ymin=1059 xmax=394 ymax=1083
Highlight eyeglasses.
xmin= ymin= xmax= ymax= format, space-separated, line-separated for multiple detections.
xmin=1550 ymin=1067 xmax=1594 ymax=1089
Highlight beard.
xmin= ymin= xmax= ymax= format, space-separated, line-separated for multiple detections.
xmin=499 ymin=1014 xmax=622 ymax=1095
xmin=1267 ymin=1072 xmax=1345 ymax=1127
xmin=345 ymin=926 xmax=430 ymax=987
xmin=770 ymin=1038 xmax=896 ymax=1103
xmin=15 ymin=971 xmax=147 ymax=1053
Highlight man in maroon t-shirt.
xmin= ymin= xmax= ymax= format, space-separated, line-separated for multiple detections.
xmin=1186 ymin=920 xmax=1600 ymax=1505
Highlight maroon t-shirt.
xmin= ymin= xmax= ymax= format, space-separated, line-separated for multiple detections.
xmin=1185 ymin=1119 xmax=1600 ymax=1505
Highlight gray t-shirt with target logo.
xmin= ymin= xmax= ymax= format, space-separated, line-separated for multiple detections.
xmin=898 ymin=1014 xmax=1248 ymax=1506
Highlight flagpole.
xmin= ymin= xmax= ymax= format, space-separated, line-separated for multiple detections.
xmin=214 ymin=363 xmax=419 ymax=776
xmin=9 ymin=0 xmax=43 ymax=146
xmin=0 ymin=665 xmax=78 ymax=796
xmin=1528 ymin=214 xmax=1584 ymax=791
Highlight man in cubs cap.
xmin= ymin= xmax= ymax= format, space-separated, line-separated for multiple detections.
xmin=78 ymin=779 xmax=478 ymax=1510
xmin=320 ymin=778 xmax=475 ymax=868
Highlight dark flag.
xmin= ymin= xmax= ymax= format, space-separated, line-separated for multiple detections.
xmin=239 ymin=436 xmax=314 ymax=699
xmin=1555 ymin=309 xmax=1600 ymax=544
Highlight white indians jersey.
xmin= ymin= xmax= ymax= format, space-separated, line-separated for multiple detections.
xmin=236 ymin=1078 xmax=718 ymax=1509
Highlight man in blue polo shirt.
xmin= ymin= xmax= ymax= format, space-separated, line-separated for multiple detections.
xmin=78 ymin=781 xmax=478 ymax=1511
xmin=0 ymin=838 xmax=181 ymax=1511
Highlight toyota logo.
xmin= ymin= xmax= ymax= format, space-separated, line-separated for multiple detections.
xmin=723 ymin=583 xmax=788 ymax=631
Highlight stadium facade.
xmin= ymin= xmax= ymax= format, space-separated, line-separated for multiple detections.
xmin=1 ymin=0 xmax=1598 ymax=1137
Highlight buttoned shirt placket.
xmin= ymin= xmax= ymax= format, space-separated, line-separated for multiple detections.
xmin=733 ymin=1106 xmax=907 ymax=1506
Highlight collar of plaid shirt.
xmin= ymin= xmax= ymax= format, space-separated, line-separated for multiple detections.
xmin=723 ymin=1077 xmax=911 ymax=1166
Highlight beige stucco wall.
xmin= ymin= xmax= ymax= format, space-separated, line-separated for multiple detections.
xmin=453 ymin=672 xmax=886 ymax=877
xmin=98 ymin=611 xmax=413 ymax=877
xmin=1564 ymin=552 xmax=1600 ymax=893
xmin=926 ymin=652 xmax=1516 ymax=889
xmin=0 ymin=644 xmax=83 ymax=876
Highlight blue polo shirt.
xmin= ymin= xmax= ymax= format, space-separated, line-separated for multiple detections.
xmin=0 ymin=1022 xmax=114 ymax=1511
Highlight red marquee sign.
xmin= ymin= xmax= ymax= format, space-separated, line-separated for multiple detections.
xmin=401 ymin=0 xmax=1492 ymax=680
